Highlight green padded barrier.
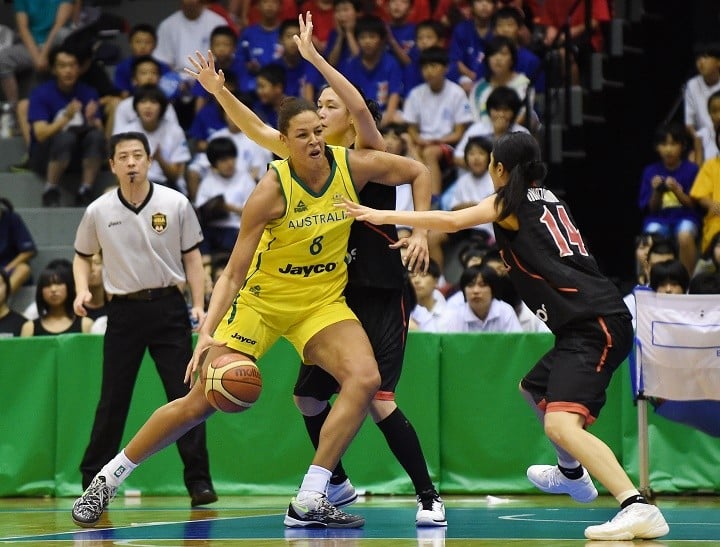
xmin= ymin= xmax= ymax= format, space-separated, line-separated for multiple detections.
xmin=1 ymin=333 xmax=718 ymax=497
xmin=0 ymin=338 xmax=57 ymax=496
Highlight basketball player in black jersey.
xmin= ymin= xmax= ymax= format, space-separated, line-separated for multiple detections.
xmin=341 ymin=132 xmax=670 ymax=541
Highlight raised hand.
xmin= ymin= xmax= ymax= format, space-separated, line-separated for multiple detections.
xmin=294 ymin=12 xmax=321 ymax=63
xmin=185 ymin=50 xmax=226 ymax=95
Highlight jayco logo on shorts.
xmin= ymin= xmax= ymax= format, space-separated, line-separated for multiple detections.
xmin=231 ymin=333 xmax=257 ymax=345
xmin=278 ymin=262 xmax=337 ymax=277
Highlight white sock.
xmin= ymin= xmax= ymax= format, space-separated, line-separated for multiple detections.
xmin=79 ymin=183 xmax=92 ymax=193
xmin=100 ymin=450 xmax=138 ymax=488
xmin=44 ymin=182 xmax=56 ymax=191
xmin=298 ymin=465 xmax=332 ymax=499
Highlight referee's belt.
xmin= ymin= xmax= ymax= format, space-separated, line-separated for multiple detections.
xmin=114 ymin=286 xmax=178 ymax=301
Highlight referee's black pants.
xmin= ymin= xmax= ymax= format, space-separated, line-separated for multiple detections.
xmin=80 ymin=291 xmax=212 ymax=492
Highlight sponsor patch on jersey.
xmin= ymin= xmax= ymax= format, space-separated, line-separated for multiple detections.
xmin=248 ymin=284 xmax=261 ymax=297
xmin=294 ymin=200 xmax=308 ymax=213
xmin=151 ymin=212 xmax=167 ymax=233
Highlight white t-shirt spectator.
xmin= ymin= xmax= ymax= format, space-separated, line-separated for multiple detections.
xmin=684 ymin=74 xmax=720 ymax=134
xmin=438 ymin=299 xmax=522 ymax=332
xmin=121 ymin=119 xmax=192 ymax=190
xmin=410 ymin=290 xmax=448 ymax=332
xmin=402 ymin=79 xmax=474 ymax=140
xmin=195 ymin=169 xmax=257 ymax=229
xmin=188 ymin=128 xmax=272 ymax=182
xmin=445 ymin=171 xmax=495 ymax=236
xmin=697 ymin=126 xmax=719 ymax=161
xmin=454 ymin=119 xmax=529 ymax=162
xmin=154 ymin=8 xmax=227 ymax=70
xmin=113 ymin=97 xmax=179 ymax=134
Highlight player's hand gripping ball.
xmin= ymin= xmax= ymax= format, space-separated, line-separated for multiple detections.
xmin=203 ymin=353 xmax=262 ymax=413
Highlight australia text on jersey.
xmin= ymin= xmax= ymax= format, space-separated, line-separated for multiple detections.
xmin=287 ymin=210 xmax=347 ymax=229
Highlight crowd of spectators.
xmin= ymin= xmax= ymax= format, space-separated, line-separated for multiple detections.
xmin=1 ymin=0 xmax=719 ymax=337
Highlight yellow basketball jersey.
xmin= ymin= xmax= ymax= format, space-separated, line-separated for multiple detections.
xmin=239 ymin=145 xmax=359 ymax=312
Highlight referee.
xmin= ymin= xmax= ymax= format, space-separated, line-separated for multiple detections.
xmin=72 ymin=132 xmax=215 ymax=507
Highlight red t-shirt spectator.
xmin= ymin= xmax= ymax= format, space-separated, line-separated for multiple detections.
xmin=536 ymin=0 xmax=610 ymax=52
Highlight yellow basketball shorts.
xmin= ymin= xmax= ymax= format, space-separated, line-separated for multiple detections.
xmin=213 ymin=292 xmax=358 ymax=360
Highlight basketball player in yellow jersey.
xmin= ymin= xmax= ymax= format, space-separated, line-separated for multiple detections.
xmin=70 ymin=97 xmax=431 ymax=529
xmin=214 ymin=142 xmax=359 ymax=334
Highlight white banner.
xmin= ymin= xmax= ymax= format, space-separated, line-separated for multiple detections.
xmin=635 ymin=290 xmax=720 ymax=401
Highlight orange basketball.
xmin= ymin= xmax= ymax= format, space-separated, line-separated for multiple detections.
xmin=203 ymin=353 xmax=262 ymax=413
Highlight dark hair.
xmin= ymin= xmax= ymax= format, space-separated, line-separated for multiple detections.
xmin=132 ymin=84 xmax=168 ymax=117
xmin=425 ymin=258 xmax=441 ymax=279
xmin=279 ymin=17 xmax=301 ymax=36
xmin=652 ymin=121 xmax=691 ymax=152
xmin=464 ymin=136 xmax=493 ymax=164
xmin=318 ymin=82 xmax=382 ymax=124
xmin=333 ymin=0 xmax=360 ymax=9
xmin=381 ymin=122 xmax=409 ymax=136
xmin=459 ymin=264 xmax=502 ymax=300
xmin=419 ymin=46 xmax=449 ymax=67
xmin=0 ymin=196 xmax=13 ymax=213
xmin=207 ymin=137 xmax=238 ymax=166
xmin=129 ymin=23 xmax=157 ymax=42
xmin=480 ymin=248 xmax=505 ymax=270
xmin=492 ymin=6 xmax=524 ymax=27
xmin=486 ymin=85 xmax=522 ymax=117
xmin=647 ymin=238 xmax=678 ymax=261
xmin=131 ymin=55 xmax=161 ymax=77
xmin=483 ymin=36 xmax=517 ymax=73
xmin=109 ymin=132 xmax=151 ymax=158
xmin=354 ymin=15 xmax=387 ymax=40
xmin=415 ymin=20 xmax=445 ymax=41
xmin=277 ymin=97 xmax=318 ymax=135
xmin=689 ymin=271 xmax=720 ymax=294
xmin=649 ymin=259 xmax=689 ymax=293
xmin=49 ymin=45 xmax=80 ymax=67
xmin=693 ymin=42 xmax=720 ymax=59
xmin=492 ymin=132 xmax=547 ymax=221
xmin=211 ymin=25 xmax=237 ymax=44
xmin=458 ymin=244 xmax=488 ymax=267
xmin=257 ymin=63 xmax=286 ymax=88
xmin=36 ymin=261 xmax=75 ymax=319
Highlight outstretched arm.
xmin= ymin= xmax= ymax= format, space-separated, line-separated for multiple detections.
xmin=342 ymin=193 xmax=501 ymax=233
xmin=295 ymin=13 xmax=385 ymax=152
xmin=185 ymin=51 xmax=288 ymax=158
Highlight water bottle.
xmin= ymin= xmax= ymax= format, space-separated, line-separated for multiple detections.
xmin=0 ymin=102 xmax=12 ymax=139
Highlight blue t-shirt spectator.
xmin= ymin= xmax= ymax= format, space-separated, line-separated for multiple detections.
xmin=638 ymin=159 xmax=700 ymax=225
xmin=276 ymin=57 xmax=309 ymax=99
xmin=188 ymin=101 xmax=226 ymax=142
xmin=340 ymin=52 xmax=403 ymax=113
xmin=27 ymin=80 xmax=100 ymax=147
xmin=448 ymin=20 xmax=492 ymax=83
xmin=113 ymin=56 xmax=172 ymax=96
xmin=236 ymin=25 xmax=282 ymax=94
xmin=0 ymin=208 xmax=36 ymax=270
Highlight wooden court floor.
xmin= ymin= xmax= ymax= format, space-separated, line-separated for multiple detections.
xmin=0 ymin=494 xmax=718 ymax=546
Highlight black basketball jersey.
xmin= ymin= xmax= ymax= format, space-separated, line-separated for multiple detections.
xmin=493 ymin=187 xmax=628 ymax=332
xmin=347 ymin=182 xmax=407 ymax=289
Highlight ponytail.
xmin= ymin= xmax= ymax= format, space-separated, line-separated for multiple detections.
xmin=491 ymin=133 xmax=546 ymax=221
